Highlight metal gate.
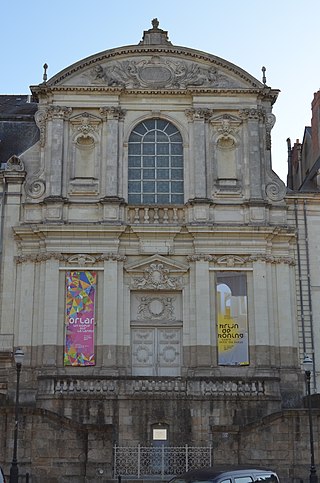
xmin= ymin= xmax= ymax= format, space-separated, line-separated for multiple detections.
xmin=114 ymin=444 xmax=213 ymax=478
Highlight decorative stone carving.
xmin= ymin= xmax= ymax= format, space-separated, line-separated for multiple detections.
xmin=248 ymin=254 xmax=295 ymax=265
xmin=34 ymin=106 xmax=72 ymax=147
xmin=25 ymin=178 xmax=46 ymax=199
xmin=216 ymin=255 xmax=246 ymax=267
xmin=67 ymin=254 xmax=97 ymax=265
xmin=35 ymin=109 xmax=47 ymax=147
xmin=46 ymin=105 xmax=73 ymax=120
xmin=70 ymin=112 xmax=101 ymax=136
xmin=265 ymin=113 xmax=276 ymax=150
xmin=139 ymin=18 xmax=172 ymax=46
xmin=185 ymin=108 xmax=214 ymax=121
xmin=87 ymin=57 xmax=237 ymax=90
xmin=187 ymin=254 xmax=215 ymax=262
xmin=239 ymin=107 xmax=265 ymax=121
xmin=15 ymin=253 xmax=67 ymax=263
xmin=15 ymin=252 xmax=128 ymax=265
xmin=97 ymin=253 xmax=127 ymax=262
xmin=136 ymin=295 xmax=176 ymax=320
xmin=132 ymin=263 xmax=183 ymax=289
xmin=186 ymin=253 xmax=295 ymax=266
xmin=99 ymin=106 xmax=127 ymax=120
xmin=265 ymin=181 xmax=286 ymax=202
xmin=210 ymin=113 xmax=242 ymax=137
xmin=6 ymin=155 xmax=25 ymax=172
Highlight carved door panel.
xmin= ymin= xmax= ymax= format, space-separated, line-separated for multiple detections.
xmin=157 ymin=328 xmax=181 ymax=376
xmin=132 ymin=327 xmax=181 ymax=376
xmin=132 ymin=328 xmax=155 ymax=376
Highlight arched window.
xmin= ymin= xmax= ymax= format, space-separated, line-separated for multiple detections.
xmin=128 ymin=119 xmax=184 ymax=204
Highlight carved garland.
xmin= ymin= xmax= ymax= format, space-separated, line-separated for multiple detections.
xmin=15 ymin=252 xmax=126 ymax=264
xmin=131 ymin=263 xmax=184 ymax=290
xmin=187 ymin=254 xmax=295 ymax=266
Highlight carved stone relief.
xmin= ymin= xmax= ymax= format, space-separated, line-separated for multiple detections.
xmin=6 ymin=155 xmax=25 ymax=172
xmin=265 ymin=113 xmax=276 ymax=150
xmin=25 ymin=178 xmax=46 ymax=199
xmin=136 ymin=295 xmax=176 ymax=320
xmin=210 ymin=113 xmax=242 ymax=136
xmin=185 ymin=108 xmax=214 ymax=121
xmin=186 ymin=253 xmax=295 ymax=266
xmin=131 ymin=263 xmax=183 ymax=290
xmin=131 ymin=327 xmax=181 ymax=376
xmin=239 ymin=107 xmax=265 ymax=121
xmin=71 ymin=112 xmax=101 ymax=137
xmin=265 ymin=181 xmax=286 ymax=201
xmin=85 ymin=56 xmax=239 ymax=90
xmin=67 ymin=254 xmax=97 ymax=265
xmin=35 ymin=106 xmax=73 ymax=148
xmin=14 ymin=252 xmax=126 ymax=264
xmin=99 ymin=106 xmax=126 ymax=120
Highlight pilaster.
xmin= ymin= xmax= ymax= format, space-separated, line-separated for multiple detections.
xmin=185 ymin=108 xmax=212 ymax=201
xmin=102 ymin=255 xmax=125 ymax=369
xmin=46 ymin=105 xmax=72 ymax=197
xmin=194 ymin=257 xmax=211 ymax=350
xmin=239 ymin=108 xmax=264 ymax=201
xmin=100 ymin=107 xmax=126 ymax=198
xmin=42 ymin=257 xmax=60 ymax=366
xmin=15 ymin=260 xmax=35 ymax=348
xmin=0 ymin=161 xmax=26 ymax=337
xmin=253 ymin=260 xmax=269 ymax=347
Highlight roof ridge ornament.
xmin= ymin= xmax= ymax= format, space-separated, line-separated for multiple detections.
xmin=262 ymin=66 xmax=267 ymax=85
xmin=139 ymin=18 xmax=172 ymax=46
xmin=152 ymin=18 xmax=159 ymax=29
xmin=43 ymin=63 xmax=48 ymax=83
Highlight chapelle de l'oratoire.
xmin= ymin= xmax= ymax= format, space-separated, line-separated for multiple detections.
xmin=0 ymin=19 xmax=319 ymax=483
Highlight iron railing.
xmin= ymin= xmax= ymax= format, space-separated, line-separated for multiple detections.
xmin=114 ymin=444 xmax=213 ymax=478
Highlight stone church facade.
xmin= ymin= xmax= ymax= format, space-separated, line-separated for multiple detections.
xmin=0 ymin=20 xmax=318 ymax=483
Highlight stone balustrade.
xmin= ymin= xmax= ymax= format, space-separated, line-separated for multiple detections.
xmin=37 ymin=376 xmax=276 ymax=398
xmin=126 ymin=205 xmax=186 ymax=224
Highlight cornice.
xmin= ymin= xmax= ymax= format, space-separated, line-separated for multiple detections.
xmin=14 ymin=252 xmax=295 ymax=266
xmin=32 ymin=85 xmax=266 ymax=97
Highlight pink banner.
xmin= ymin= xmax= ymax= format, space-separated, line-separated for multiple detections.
xmin=64 ymin=271 xmax=96 ymax=366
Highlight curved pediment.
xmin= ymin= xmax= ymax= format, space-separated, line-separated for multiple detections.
xmin=42 ymin=47 xmax=262 ymax=92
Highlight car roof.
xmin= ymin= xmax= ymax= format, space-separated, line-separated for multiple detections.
xmin=171 ymin=466 xmax=277 ymax=482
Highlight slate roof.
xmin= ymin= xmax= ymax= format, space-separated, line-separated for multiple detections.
xmin=0 ymin=95 xmax=39 ymax=164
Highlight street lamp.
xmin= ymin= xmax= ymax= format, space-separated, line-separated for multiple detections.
xmin=9 ymin=347 xmax=24 ymax=483
xmin=303 ymin=354 xmax=318 ymax=483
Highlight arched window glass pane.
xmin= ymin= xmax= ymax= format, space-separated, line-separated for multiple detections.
xmin=128 ymin=119 xmax=184 ymax=204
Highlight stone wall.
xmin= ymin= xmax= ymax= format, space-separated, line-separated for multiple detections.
xmin=1 ymin=403 xmax=319 ymax=482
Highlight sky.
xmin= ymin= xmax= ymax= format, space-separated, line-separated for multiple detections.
xmin=1 ymin=0 xmax=319 ymax=182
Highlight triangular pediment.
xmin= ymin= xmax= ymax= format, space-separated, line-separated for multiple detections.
xmin=70 ymin=112 xmax=101 ymax=123
xmin=125 ymin=254 xmax=189 ymax=273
